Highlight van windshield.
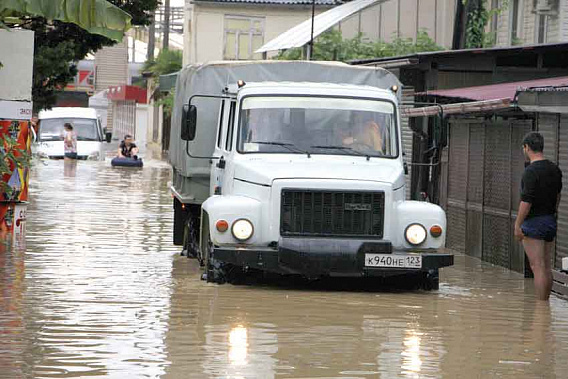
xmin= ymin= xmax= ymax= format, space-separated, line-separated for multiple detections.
xmin=238 ymin=96 xmax=397 ymax=158
xmin=39 ymin=118 xmax=100 ymax=142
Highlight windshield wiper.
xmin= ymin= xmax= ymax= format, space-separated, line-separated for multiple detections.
xmin=250 ymin=141 xmax=311 ymax=158
xmin=310 ymin=145 xmax=371 ymax=160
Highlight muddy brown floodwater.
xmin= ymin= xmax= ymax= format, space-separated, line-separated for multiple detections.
xmin=2 ymin=156 xmax=568 ymax=378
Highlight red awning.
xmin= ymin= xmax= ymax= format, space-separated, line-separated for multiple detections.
xmin=420 ymin=76 xmax=568 ymax=101
xmin=107 ymin=85 xmax=147 ymax=104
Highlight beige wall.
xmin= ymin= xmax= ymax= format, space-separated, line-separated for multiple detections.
xmin=493 ymin=0 xmax=568 ymax=47
xmin=339 ymin=0 xmax=456 ymax=47
xmin=185 ymin=2 xmax=329 ymax=64
xmin=184 ymin=0 xmax=456 ymax=65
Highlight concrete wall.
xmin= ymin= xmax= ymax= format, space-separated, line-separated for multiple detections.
xmin=185 ymin=3 xmax=329 ymax=64
xmin=0 ymin=29 xmax=34 ymax=102
xmin=339 ymin=0 xmax=455 ymax=47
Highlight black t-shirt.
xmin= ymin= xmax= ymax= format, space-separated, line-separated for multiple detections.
xmin=120 ymin=141 xmax=137 ymax=157
xmin=521 ymin=159 xmax=563 ymax=218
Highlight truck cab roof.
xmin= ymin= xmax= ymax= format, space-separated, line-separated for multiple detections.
xmin=230 ymin=81 xmax=398 ymax=102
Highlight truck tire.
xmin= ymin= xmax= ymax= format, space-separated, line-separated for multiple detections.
xmin=419 ymin=269 xmax=439 ymax=291
xmin=183 ymin=206 xmax=201 ymax=259
xmin=203 ymin=234 xmax=228 ymax=284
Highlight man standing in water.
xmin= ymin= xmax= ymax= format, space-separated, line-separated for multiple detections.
xmin=515 ymin=132 xmax=563 ymax=301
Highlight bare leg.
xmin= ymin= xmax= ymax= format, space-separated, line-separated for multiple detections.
xmin=523 ymin=237 xmax=551 ymax=301
xmin=544 ymin=241 xmax=554 ymax=297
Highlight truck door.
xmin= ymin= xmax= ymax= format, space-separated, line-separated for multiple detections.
xmin=210 ymin=99 xmax=235 ymax=195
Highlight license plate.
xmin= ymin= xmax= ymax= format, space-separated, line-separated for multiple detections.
xmin=365 ymin=254 xmax=422 ymax=269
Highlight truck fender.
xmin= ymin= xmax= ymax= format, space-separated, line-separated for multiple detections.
xmin=202 ymin=195 xmax=262 ymax=245
xmin=396 ymin=201 xmax=447 ymax=249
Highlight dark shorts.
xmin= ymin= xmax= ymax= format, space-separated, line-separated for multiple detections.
xmin=521 ymin=215 xmax=557 ymax=242
xmin=64 ymin=152 xmax=78 ymax=159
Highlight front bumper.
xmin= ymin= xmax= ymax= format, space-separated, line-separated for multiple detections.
xmin=213 ymin=237 xmax=453 ymax=278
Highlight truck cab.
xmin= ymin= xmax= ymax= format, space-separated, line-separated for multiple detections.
xmin=177 ymin=79 xmax=453 ymax=289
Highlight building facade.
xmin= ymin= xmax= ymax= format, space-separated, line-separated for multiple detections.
xmin=183 ymin=0 xmax=458 ymax=65
xmin=491 ymin=0 xmax=568 ymax=46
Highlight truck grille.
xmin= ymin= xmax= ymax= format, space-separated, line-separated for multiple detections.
xmin=280 ymin=190 xmax=385 ymax=238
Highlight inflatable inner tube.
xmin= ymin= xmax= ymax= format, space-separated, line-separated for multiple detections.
xmin=111 ymin=157 xmax=143 ymax=167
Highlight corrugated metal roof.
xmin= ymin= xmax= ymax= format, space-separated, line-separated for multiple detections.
xmin=195 ymin=0 xmax=340 ymax=5
xmin=420 ymin=76 xmax=568 ymax=102
xmin=256 ymin=0 xmax=384 ymax=53
xmin=351 ymin=42 xmax=568 ymax=66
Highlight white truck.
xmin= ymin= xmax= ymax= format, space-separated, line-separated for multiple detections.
xmin=170 ymin=61 xmax=453 ymax=289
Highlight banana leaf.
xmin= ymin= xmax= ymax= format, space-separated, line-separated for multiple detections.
xmin=0 ymin=0 xmax=131 ymax=41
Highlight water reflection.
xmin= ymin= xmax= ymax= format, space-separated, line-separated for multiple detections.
xmin=228 ymin=326 xmax=248 ymax=366
xmin=2 ymin=155 xmax=568 ymax=378
xmin=401 ymin=329 xmax=422 ymax=376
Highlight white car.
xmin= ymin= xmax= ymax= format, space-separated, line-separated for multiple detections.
xmin=35 ymin=107 xmax=110 ymax=160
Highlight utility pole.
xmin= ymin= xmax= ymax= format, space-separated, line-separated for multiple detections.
xmin=147 ymin=11 xmax=156 ymax=61
xmin=163 ymin=0 xmax=171 ymax=50
xmin=308 ymin=0 xmax=316 ymax=60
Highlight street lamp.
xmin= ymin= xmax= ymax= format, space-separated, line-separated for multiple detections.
xmin=308 ymin=0 xmax=316 ymax=60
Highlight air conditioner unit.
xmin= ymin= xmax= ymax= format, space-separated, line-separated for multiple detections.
xmin=534 ymin=0 xmax=559 ymax=15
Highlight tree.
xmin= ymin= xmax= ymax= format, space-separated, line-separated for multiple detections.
xmin=3 ymin=0 xmax=160 ymax=112
xmin=277 ymin=30 xmax=444 ymax=62
xmin=143 ymin=49 xmax=182 ymax=116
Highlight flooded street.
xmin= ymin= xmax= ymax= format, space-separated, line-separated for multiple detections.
xmin=2 ymin=155 xmax=568 ymax=378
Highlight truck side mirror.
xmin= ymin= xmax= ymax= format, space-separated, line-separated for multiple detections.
xmin=181 ymin=104 xmax=197 ymax=141
xmin=104 ymin=129 xmax=112 ymax=143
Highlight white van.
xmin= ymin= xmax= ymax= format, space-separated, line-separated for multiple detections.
xmin=36 ymin=107 xmax=110 ymax=160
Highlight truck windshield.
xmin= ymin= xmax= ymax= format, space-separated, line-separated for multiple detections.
xmin=238 ymin=96 xmax=397 ymax=158
xmin=39 ymin=118 xmax=100 ymax=142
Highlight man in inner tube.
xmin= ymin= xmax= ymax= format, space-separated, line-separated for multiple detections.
xmin=118 ymin=134 xmax=140 ymax=160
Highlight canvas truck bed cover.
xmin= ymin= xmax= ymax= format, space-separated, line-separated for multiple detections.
xmin=170 ymin=60 xmax=401 ymax=204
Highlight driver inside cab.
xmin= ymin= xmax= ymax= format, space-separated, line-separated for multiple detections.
xmin=342 ymin=112 xmax=385 ymax=154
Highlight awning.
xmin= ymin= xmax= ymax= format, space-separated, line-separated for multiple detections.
xmin=256 ymin=0 xmax=384 ymax=53
xmin=403 ymin=76 xmax=568 ymax=118
xmin=0 ymin=0 xmax=132 ymax=41
xmin=421 ymin=76 xmax=568 ymax=102
xmin=107 ymin=85 xmax=147 ymax=104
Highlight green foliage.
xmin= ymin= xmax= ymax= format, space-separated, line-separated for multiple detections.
xmin=277 ymin=30 xmax=444 ymax=62
xmin=158 ymin=89 xmax=175 ymax=117
xmin=107 ymin=0 xmax=160 ymax=26
xmin=464 ymin=0 xmax=508 ymax=49
xmin=0 ymin=134 xmax=30 ymax=199
xmin=143 ymin=49 xmax=182 ymax=115
xmin=143 ymin=49 xmax=183 ymax=79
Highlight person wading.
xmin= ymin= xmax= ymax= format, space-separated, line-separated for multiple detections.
xmin=63 ymin=123 xmax=77 ymax=159
xmin=515 ymin=132 xmax=563 ymax=301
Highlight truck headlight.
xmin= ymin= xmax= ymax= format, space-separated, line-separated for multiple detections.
xmin=405 ymin=223 xmax=427 ymax=246
xmin=232 ymin=219 xmax=254 ymax=241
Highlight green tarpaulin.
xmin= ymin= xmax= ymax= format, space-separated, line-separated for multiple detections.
xmin=0 ymin=0 xmax=131 ymax=41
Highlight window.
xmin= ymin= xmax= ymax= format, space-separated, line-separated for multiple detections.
xmin=224 ymin=16 xmax=264 ymax=60
xmin=510 ymin=0 xmax=523 ymax=45
xmin=490 ymin=0 xmax=499 ymax=38
xmin=238 ymin=96 xmax=398 ymax=158
xmin=225 ymin=101 xmax=236 ymax=151
xmin=536 ymin=14 xmax=548 ymax=44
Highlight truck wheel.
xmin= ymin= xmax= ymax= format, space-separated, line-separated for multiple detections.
xmin=419 ymin=269 xmax=439 ymax=291
xmin=203 ymin=234 xmax=228 ymax=284
xmin=183 ymin=212 xmax=201 ymax=259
